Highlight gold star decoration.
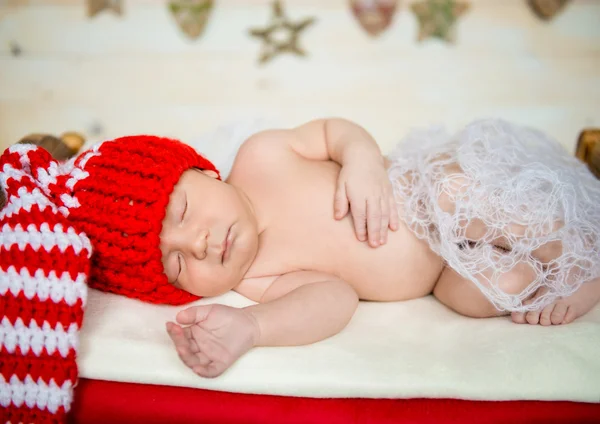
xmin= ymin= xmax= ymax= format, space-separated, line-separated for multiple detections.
xmin=527 ymin=0 xmax=571 ymax=21
xmin=169 ymin=0 xmax=214 ymax=40
xmin=87 ymin=0 xmax=123 ymax=18
xmin=248 ymin=1 xmax=316 ymax=64
xmin=411 ymin=0 xmax=469 ymax=43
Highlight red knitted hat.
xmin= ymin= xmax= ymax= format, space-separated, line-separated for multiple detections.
xmin=1 ymin=136 xmax=218 ymax=421
xmin=65 ymin=135 xmax=220 ymax=305
xmin=1 ymin=144 xmax=91 ymax=423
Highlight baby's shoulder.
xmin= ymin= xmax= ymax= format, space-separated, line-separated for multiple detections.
xmin=232 ymin=129 xmax=299 ymax=174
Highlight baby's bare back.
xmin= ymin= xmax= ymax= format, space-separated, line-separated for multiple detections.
xmin=228 ymin=140 xmax=443 ymax=301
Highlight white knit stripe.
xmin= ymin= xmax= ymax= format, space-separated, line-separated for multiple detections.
xmin=0 ymin=222 xmax=92 ymax=256
xmin=59 ymin=192 xmax=81 ymax=209
xmin=0 ymin=186 xmax=59 ymax=220
xmin=7 ymin=151 xmax=62 ymax=201
xmin=0 ymin=317 xmax=79 ymax=358
xmin=33 ymin=158 xmax=60 ymax=191
xmin=0 ymin=374 xmax=73 ymax=414
xmin=0 ymin=162 xmax=32 ymax=188
xmin=8 ymin=143 xmax=39 ymax=155
xmin=8 ymin=143 xmax=39 ymax=170
xmin=59 ymin=156 xmax=76 ymax=174
xmin=64 ymin=167 xmax=89 ymax=192
xmin=63 ymin=143 xmax=104 ymax=193
xmin=0 ymin=266 xmax=87 ymax=306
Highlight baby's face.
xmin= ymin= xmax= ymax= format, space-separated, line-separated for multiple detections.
xmin=160 ymin=168 xmax=258 ymax=297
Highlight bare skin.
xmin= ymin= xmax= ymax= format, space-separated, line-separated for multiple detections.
xmin=511 ymin=278 xmax=600 ymax=325
xmin=162 ymin=118 xmax=600 ymax=378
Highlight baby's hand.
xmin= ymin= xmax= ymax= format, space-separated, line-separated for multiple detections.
xmin=166 ymin=304 xmax=259 ymax=378
xmin=335 ymin=159 xmax=399 ymax=247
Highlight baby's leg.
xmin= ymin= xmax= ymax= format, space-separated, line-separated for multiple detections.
xmin=433 ymin=260 xmax=536 ymax=319
xmin=433 ymin=267 xmax=507 ymax=318
xmin=433 ymin=163 xmax=565 ymax=320
xmin=511 ymin=277 xmax=600 ymax=325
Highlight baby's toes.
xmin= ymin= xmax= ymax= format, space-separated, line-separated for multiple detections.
xmin=551 ymin=303 xmax=568 ymax=325
xmin=511 ymin=312 xmax=527 ymax=324
xmin=539 ymin=304 xmax=555 ymax=326
xmin=525 ymin=310 xmax=541 ymax=325
xmin=563 ymin=306 xmax=578 ymax=324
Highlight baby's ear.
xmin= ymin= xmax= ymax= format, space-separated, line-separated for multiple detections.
xmin=201 ymin=169 xmax=219 ymax=179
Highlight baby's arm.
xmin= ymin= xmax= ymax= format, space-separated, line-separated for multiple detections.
xmin=245 ymin=118 xmax=398 ymax=246
xmin=167 ymin=271 xmax=358 ymax=378
xmin=248 ymin=273 xmax=359 ymax=346
xmin=286 ymin=118 xmax=383 ymax=165
xmin=291 ymin=119 xmax=399 ymax=247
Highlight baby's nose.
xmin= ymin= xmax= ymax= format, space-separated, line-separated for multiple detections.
xmin=188 ymin=229 xmax=208 ymax=259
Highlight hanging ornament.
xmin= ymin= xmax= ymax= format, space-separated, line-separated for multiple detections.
xmin=248 ymin=1 xmax=316 ymax=65
xmin=350 ymin=0 xmax=399 ymax=37
xmin=168 ymin=0 xmax=214 ymax=39
xmin=576 ymin=129 xmax=600 ymax=179
xmin=410 ymin=0 xmax=469 ymax=43
xmin=527 ymin=0 xmax=571 ymax=20
xmin=87 ymin=0 xmax=123 ymax=18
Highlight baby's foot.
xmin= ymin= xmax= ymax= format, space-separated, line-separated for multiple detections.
xmin=511 ymin=278 xmax=600 ymax=326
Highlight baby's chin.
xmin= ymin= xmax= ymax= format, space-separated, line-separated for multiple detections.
xmin=187 ymin=277 xmax=243 ymax=298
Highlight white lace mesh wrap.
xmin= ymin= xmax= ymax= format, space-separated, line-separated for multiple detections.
xmin=387 ymin=119 xmax=600 ymax=313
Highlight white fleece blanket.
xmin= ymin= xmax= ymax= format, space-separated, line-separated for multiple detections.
xmin=78 ymin=288 xmax=600 ymax=402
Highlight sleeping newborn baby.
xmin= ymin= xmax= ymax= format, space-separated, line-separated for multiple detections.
xmin=2 ymin=118 xmax=598 ymax=379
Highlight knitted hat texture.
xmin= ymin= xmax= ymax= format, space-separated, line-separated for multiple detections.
xmin=1 ymin=135 xmax=219 ymax=422
xmin=0 ymin=144 xmax=91 ymax=423
xmin=66 ymin=135 xmax=219 ymax=305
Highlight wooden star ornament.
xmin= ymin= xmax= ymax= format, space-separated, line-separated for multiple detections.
xmin=87 ymin=0 xmax=123 ymax=18
xmin=248 ymin=1 xmax=316 ymax=64
xmin=411 ymin=0 xmax=469 ymax=43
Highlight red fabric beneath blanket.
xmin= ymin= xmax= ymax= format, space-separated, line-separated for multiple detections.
xmin=69 ymin=379 xmax=600 ymax=424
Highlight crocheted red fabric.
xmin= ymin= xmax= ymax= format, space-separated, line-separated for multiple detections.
xmin=1 ymin=136 xmax=219 ymax=422
xmin=66 ymin=135 xmax=219 ymax=305
xmin=0 ymin=144 xmax=91 ymax=424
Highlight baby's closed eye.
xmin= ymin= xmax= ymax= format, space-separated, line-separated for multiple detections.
xmin=493 ymin=244 xmax=511 ymax=253
xmin=457 ymin=239 xmax=512 ymax=253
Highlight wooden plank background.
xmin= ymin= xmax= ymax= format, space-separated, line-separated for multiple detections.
xmin=1 ymin=0 xmax=599 ymax=154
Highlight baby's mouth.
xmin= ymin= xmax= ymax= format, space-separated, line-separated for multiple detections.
xmin=221 ymin=225 xmax=232 ymax=263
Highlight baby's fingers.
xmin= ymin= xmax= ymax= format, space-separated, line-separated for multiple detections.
xmin=379 ymin=197 xmax=390 ymax=245
xmin=334 ymin=182 xmax=349 ymax=220
xmin=167 ymin=322 xmax=197 ymax=362
xmin=166 ymin=322 xmax=188 ymax=347
xmin=193 ymin=362 xmax=228 ymax=379
xmin=351 ymin=199 xmax=368 ymax=243
xmin=183 ymin=326 xmax=201 ymax=353
xmin=388 ymin=196 xmax=399 ymax=232
xmin=366 ymin=197 xmax=382 ymax=247
xmin=176 ymin=305 xmax=212 ymax=325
